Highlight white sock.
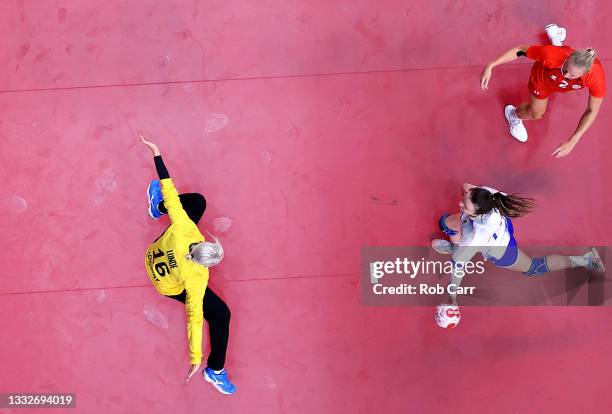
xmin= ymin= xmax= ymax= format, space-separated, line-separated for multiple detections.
xmin=546 ymin=25 xmax=564 ymax=46
xmin=569 ymin=254 xmax=589 ymax=268
xmin=214 ymin=369 xmax=224 ymax=374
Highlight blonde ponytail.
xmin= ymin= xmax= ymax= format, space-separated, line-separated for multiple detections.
xmin=186 ymin=236 xmax=224 ymax=268
xmin=570 ymin=48 xmax=597 ymax=71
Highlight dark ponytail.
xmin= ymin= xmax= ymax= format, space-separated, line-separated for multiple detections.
xmin=470 ymin=188 xmax=535 ymax=218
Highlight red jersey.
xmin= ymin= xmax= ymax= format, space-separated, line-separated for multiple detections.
xmin=526 ymin=45 xmax=605 ymax=99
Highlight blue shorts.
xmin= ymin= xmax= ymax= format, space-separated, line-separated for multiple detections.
xmin=486 ymin=218 xmax=519 ymax=268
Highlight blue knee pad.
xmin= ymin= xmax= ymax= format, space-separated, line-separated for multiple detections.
xmin=439 ymin=214 xmax=458 ymax=236
xmin=523 ymin=256 xmax=549 ymax=276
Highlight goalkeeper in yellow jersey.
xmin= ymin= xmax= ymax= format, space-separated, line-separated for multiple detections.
xmin=140 ymin=132 xmax=236 ymax=395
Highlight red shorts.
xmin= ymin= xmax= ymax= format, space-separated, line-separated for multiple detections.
xmin=527 ymin=77 xmax=554 ymax=100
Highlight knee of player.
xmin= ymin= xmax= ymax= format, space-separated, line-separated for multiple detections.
xmin=195 ymin=193 xmax=207 ymax=209
xmin=439 ymin=214 xmax=460 ymax=236
xmin=523 ymin=256 xmax=549 ymax=276
xmin=218 ymin=303 xmax=231 ymax=322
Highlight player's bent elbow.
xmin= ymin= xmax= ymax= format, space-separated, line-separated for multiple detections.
xmin=517 ymin=44 xmax=529 ymax=53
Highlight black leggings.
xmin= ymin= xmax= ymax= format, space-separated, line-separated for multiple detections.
xmin=166 ymin=287 xmax=231 ymax=371
xmin=160 ymin=193 xmax=231 ymax=371
xmin=159 ymin=193 xmax=207 ymax=224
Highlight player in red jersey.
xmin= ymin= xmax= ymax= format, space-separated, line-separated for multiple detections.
xmin=480 ymin=24 xmax=605 ymax=158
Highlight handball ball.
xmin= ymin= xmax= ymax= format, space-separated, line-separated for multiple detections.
xmin=435 ymin=304 xmax=461 ymax=328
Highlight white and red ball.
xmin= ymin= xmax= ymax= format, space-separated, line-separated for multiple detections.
xmin=435 ymin=304 xmax=461 ymax=328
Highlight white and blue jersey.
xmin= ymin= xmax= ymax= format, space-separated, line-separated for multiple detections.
xmin=452 ymin=209 xmax=519 ymax=268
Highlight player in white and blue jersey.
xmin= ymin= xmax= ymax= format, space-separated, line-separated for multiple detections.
xmin=432 ymin=183 xmax=605 ymax=301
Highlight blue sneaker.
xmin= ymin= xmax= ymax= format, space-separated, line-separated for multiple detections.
xmin=203 ymin=367 xmax=237 ymax=395
xmin=147 ymin=180 xmax=164 ymax=219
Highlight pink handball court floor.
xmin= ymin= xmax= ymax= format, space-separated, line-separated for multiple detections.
xmin=1 ymin=1 xmax=612 ymax=413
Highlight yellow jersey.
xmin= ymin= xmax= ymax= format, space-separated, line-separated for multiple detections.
xmin=145 ymin=178 xmax=209 ymax=364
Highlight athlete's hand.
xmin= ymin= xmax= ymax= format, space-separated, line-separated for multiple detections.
xmin=139 ymin=131 xmax=161 ymax=156
xmin=551 ymin=140 xmax=576 ymax=158
xmin=185 ymin=363 xmax=201 ymax=384
xmin=480 ymin=64 xmax=493 ymax=90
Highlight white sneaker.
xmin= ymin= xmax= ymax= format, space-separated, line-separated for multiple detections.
xmin=504 ymin=105 xmax=528 ymax=142
xmin=431 ymin=239 xmax=456 ymax=255
xmin=586 ymin=248 xmax=606 ymax=274
xmin=545 ymin=23 xmax=566 ymax=46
